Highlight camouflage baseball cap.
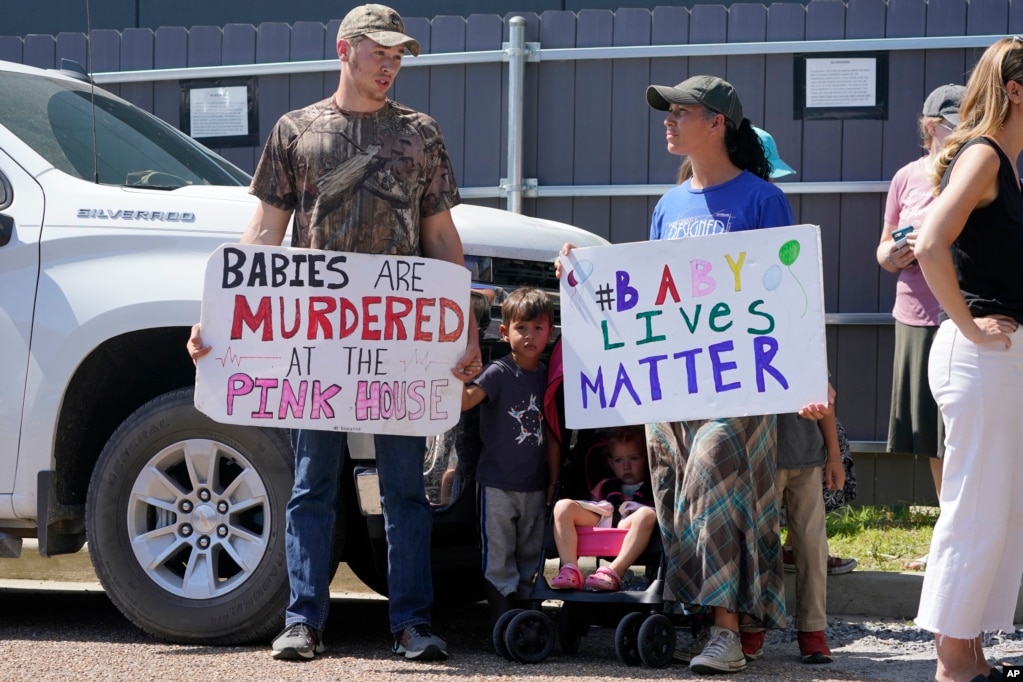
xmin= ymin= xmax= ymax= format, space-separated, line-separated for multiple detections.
xmin=646 ymin=75 xmax=744 ymax=128
xmin=338 ymin=4 xmax=421 ymax=57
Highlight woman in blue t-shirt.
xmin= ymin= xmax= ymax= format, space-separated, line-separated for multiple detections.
xmin=555 ymin=75 xmax=798 ymax=674
xmin=642 ymin=75 xmax=793 ymax=675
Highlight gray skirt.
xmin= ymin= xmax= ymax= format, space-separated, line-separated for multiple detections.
xmin=887 ymin=320 xmax=944 ymax=459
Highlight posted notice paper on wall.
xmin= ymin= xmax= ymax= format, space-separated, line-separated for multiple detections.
xmin=194 ymin=244 xmax=470 ymax=436
xmin=559 ymin=224 xmax=829 ymax=429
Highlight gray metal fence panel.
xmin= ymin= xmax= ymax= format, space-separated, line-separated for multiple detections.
xmin=23 ymin=34 xmax=55 ymax=69
xmin=0 ymin=37 xmax=22 ymax=63
xmin=391 ymin=17 xmax=431 ymax=122
xmin=90 ymin=30 xmax=121 ymax=79
xmin=430 ymin=16 xmax=468 ymax=188
xmin=4 ymin=2 xmax=1015 ymax=503
xmin=464 ymin=15 xmax=504 ymax=194
xmin=120 ymin=29 xmax=154 ymax=115
xmin=572 ymin=10 xmax=613 ymax=240
xmin=289 ymin=22 xmax=326 ymax=141
xmin=154 ymin=27 xmax=186 ymax=130
xmin=220 ymin=24 xmax=257 ymax=172
xmin=56 ymin=32 xmax=88 ymax=74
xmin=254 ymin=22 xmax=290 ymax=181
xmin=648 ymin=6 xmax=689 ymax=185
xmin=536 ymin=11 xmax=579 ymax=225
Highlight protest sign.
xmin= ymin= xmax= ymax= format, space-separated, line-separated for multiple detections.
xmin=559 ymin=224 xmax=828 ymax=428
xmin=194 ymin=243 xmax=469 ymax=436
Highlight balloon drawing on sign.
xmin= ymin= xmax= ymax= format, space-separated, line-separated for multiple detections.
xmin=563 ymin=258 xmax=598 ymax=327
xmin=566 ymin=259 xmax=593 ymax=287
xmin=779 ymin=239 xmax=808 ymax=317
xmin=761 ymin=240 xmax=808 ymax=316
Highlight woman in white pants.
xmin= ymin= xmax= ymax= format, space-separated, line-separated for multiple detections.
xmin=914 ymin=37 xmax=1023 ymax=682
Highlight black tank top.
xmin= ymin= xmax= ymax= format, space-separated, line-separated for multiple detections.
xmin=940 ymin=137 xmax=1023 ymax=323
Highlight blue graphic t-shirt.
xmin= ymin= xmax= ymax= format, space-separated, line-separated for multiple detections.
xmin=650 ymin=170 xmax=793 ymax=240
xmin=474 ymin=354 xmax=549 ymax=492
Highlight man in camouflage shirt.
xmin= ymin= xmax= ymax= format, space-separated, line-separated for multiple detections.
xmin=188 ymin=3 xmax=481 ymax=663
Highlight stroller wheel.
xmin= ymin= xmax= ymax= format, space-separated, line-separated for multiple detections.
xmin=492 ymin=608 xmax=524 ymax=660
xmin=614 ymin=611 xmax=646 ymax=666
xmin=557 ymin=603 xmax=584 ymax=655
xmin=504 ymin=609 xmax=555 ymax=663
xmin=637 ymin=613 xmax=676 ymax=668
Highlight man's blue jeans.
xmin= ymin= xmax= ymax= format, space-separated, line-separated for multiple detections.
xmin=284 ymin=429 xmax=434 ymax=634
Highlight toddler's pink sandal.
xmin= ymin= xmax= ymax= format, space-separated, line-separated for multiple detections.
xmin=550 ymin=564 xmax=583 ymax=590
xmin=584 ymin=566 xmax=622 ymax=592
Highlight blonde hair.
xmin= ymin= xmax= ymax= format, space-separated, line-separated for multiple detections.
xmin=932 ymin=37 xmax=1023 ymax=186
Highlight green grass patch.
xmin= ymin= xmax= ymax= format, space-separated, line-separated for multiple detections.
xmin=820 ymin=505 xmax=939 ymax=572
xmin=785 ymin=507 xmax=937 ymax=572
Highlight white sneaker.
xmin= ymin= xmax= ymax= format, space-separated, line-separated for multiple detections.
xmin=689 ymin=626 xmax=747 ymax=674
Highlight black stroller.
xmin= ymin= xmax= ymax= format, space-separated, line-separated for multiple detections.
xmin=490 ymin=430 xmax=681 ymax=666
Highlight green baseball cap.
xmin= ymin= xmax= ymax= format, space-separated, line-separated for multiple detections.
xmin=338 ymin=4 xmax=420 ymax=57
xmin=646 ymin=75 xmax=744 ymax=128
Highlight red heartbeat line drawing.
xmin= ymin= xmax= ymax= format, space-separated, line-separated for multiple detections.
xmin=214 ymin=346 xmax=282 ymax=367
xmin=398 ymin=349 xmax=448 ymax=372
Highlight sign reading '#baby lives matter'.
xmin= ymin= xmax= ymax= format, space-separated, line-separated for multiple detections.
xmin=559 ymin=224 xmax=829 ymax=429
xmin=194 ymin=244 xmax=469 ymax=436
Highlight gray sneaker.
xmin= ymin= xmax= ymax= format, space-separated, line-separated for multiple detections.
xmin=689 ymin=626 xmax=747 ymax=674
xmin=392 ymin=624 xmax=448 ymax=661
xmin=674 ymin=626 xmax=711 ymax=663
xmin=271 ymin=623 xmax=325 ymax=660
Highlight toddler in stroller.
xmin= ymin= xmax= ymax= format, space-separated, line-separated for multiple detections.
xmin=491 ymin=339 xmax=680 ymax=665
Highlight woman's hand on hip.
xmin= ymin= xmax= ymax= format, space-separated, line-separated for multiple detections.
xmin=966 ymin=314 xmax=1018 ymax=349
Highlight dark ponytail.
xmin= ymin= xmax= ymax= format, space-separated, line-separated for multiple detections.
xmin=725 ymin=119 xmax=771 ymax=181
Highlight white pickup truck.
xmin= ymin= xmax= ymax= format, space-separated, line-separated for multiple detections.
xmin=0 ymin=59 xmax=608 ymax=643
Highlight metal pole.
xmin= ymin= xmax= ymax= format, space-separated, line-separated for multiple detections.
xmin=505 ymin=16 xmax=526 ymax=214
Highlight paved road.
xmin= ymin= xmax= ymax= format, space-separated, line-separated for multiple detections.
xmin=4 ymin=542 xmax=1015 ymax=681
xmin=0 ymin=577 xmax=960 ymax=682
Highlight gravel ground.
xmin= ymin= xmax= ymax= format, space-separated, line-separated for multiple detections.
xmin=2 ymin=585 xmax=1023 ymax=682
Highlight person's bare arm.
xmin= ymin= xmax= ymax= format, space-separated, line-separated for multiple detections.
xmin=820 ymin=411 xmax=845 ymax=491
xmin=187 ymin=200 xmax=291 ymax=362
xmin=915 ymin=144 xmax=1018 ymax=348
xmin=877 ymin=221 xmax=918 ymax=273
xmin=421 ymin=209 xmax=482 ymax=381
xmin=462 ymin=383 xmax=486 ymax=411
xmin=240 ymin=200 xmax=291 ymax=246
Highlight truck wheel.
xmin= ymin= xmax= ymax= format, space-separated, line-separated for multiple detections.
xmin=86 ymin=387 xmax=294 ymax=644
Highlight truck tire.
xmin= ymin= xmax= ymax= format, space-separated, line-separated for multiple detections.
xmin=85 ymin=387 xmax=294 ymax=644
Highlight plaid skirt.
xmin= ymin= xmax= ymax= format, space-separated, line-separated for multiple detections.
xmin=646 ymin=415 xmax=786 ymax=629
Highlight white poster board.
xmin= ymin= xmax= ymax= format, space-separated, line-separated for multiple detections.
xmin=194 ymin=244 xmax=469 ymax=436
xmin=559 ymin=224 xmax=828 ymax=428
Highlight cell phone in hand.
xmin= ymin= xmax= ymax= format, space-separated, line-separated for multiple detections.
xmin=892 ymin=225 xmax=914 ymax=249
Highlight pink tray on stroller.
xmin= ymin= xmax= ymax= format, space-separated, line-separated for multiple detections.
xmin=576 ymin=527 xmax=628 ymax=557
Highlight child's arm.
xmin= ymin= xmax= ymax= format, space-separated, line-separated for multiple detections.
xmin=798 ymin=381 xmax=837 ymax=420
xmin=546 ymin=426 xmax=561 ymax=505
xmin=461 ymin=383 xmax=486 ymax=412
xmin=820 ymin=411 xmax=845 ymax=491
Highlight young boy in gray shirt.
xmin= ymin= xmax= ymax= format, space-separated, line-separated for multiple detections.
xmin=462 ymin=287 xmax=559 ymax=626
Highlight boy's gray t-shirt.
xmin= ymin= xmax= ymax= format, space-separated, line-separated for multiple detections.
xmin=777 ymin=412 xmax=826 ymax=470
xmin=474 ymin=354 xmax=549 ymax=492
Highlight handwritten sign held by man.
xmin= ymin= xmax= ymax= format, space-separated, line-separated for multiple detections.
xmin=559 ymin=224 xmax=828 ymax=429
xmin=194 ymin=243 xmax=469 ymax=436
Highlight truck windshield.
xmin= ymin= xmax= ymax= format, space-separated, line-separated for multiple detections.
xmin=0 ymin=70 xmax=250 ymax=188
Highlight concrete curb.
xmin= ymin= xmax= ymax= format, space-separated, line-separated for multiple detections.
xmin=802 ymin=569 xmax=1023 ymax=623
